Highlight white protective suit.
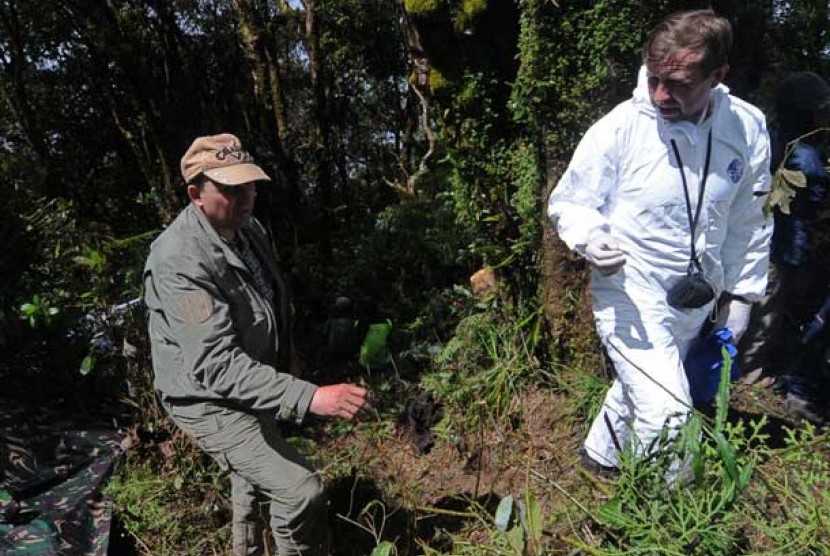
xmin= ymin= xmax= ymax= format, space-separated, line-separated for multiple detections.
xmin=548 ymin=67 xmax=773 ymax=468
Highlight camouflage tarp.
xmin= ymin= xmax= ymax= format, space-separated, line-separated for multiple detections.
xmin=0 ymin=402 xmax=127 ymax=555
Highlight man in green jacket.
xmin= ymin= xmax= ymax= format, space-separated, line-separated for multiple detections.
xmin=144 ymin=133 xmax=369 ymax=556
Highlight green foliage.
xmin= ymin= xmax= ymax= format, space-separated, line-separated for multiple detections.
xmin=592 ymin=423 xmax=749 ymax=553
xmin=418 ymin=489 xmax=546 ymax=556
xmin=294 ymin=193 xmax=471 ymax=348
xmin=360 ymin=321 xmax=393 ymax=370
xmin=766 ymin=127 xmax=829 ymax=216
xmin=454 ymin=0 xmax=487 ymax=33
xmin=428 ymin=67 xmax=452 ymax=92
xmin=18 ymin=294 xmax=60 ymax=329
xmin=425 ymin=303 xmax=547 ymax=432
xmin=14 ymin=197 xmax=153 ymax=317
xmin=460 ymin=0 xmax=487 ymax=16
xmin=449 ymin=131 xmax=541 ymax=270
xmin=105 ymin=462 xmax=180 ymax=542
xmin=2 ymin=199 xmax=117 ymax=389
xmin=746 ymin=424 xmax=830 ymax=553
xmin=372 ymin=541 xmax=397 ymax=556
xmin=514 ymin=0 xmax=648 ymax=154
xmin=582 ymin=415 xmax=830 ymax=555
xmin=8 ymin=194 xmax=155 ymax=385
xmin=490 ymin=491 xmax=544 ymax=555
xmin=508 ymin=139 xmax=543 ymax=260
xmin=105 ymin=455 xmax=229 ymax=555
xmin=557 ymin=365 xmax=609 ymax=430
xmin=439 ymin=71 xmax=542 ymax=303
xmin=404 ymin=0 xmax=541 ymax=305
xmin=78 ymin=353 xmax=96 ymax=376
xmin=405 ymin=0 xmax=442 ymax=17
xmin=575 ymin=363 xmax=762 ymax=555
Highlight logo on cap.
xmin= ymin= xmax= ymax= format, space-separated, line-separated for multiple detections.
xmin=216 ymin=145 xmax=253 ymax=163
xmin=180 ymin=133 xmax=271 ymax=185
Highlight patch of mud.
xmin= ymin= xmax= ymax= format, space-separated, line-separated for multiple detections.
xmin=317 ymin=386 xmax=602 ymax=554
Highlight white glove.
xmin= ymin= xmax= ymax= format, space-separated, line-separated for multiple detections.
xmin=717 ymin=298 xmax=753 ymax=342
xmin=583 ymin=234 xmax=626 ymax=276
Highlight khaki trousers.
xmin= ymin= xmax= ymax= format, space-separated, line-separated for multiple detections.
xmin=164 ymin=402 xmax=330 ymax=556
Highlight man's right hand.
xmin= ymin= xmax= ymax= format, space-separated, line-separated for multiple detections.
xmin=309 ymin=384 xmax=369 ymax=420
xmin=584 ymin=234 xmax=626 ymax=275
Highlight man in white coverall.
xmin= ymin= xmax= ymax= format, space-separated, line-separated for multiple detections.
xmin=547 ymin=10 xmax=772 ymax=473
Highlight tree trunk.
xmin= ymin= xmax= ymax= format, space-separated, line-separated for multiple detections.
xmin=0 ymin=0 xmax=50 ymax=171
xmin=389 ymin=0 xmax=436 ymax=199
xmin=64 ymin=0 xmax=178 ymax=223
xmin=304 ymin=0 xmax=333 ymax=218
xmin=231 ymin=0 xmax=298 ymax=206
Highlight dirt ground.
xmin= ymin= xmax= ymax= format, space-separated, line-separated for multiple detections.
xmin=318 ymin=386 xmax=584 ymax=555
xmin=313 ymin=372 xmax=814 ymax=556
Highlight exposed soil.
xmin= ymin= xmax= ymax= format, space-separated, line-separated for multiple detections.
xmin=319 ymin=386 xmax=586 ymax=555
xmin=312 ymin=372 xmax=818 ymax=555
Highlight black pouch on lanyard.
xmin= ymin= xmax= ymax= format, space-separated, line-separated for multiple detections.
xmin=667 ymin=263 xmax=716 ymax=309
xmin=666 ymin=131 xmax=716 ymax=310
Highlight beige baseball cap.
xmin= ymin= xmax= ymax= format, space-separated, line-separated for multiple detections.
xmin=180 ymin=133 xmax=271 ymax=186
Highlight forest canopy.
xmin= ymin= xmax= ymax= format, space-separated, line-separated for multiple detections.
xmin=1 ymin=0 xmax=827 ymax=348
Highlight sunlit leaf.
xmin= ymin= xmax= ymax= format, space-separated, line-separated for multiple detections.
xmin=779 ymin=168 xmax=806 ymax=188
xmin=494 ymin=495 xmax=513 ymax=532
xmin=767 ymin=180 xmax=795 ymax=215
xmin=738 ymin=461 xmax=754 ymax=490
xmin=523 ymin=493 xmax=543 ymax=551
xmin=506 ymin=525 xmax=524 ymax=554
xmin=80 ymin=354 xmax=96 ymax=376
xmin=713 ymin=430 xmax=738 ymax=485
xmin=371 ymin=541 xmax=395 ymax=556
xmin=359 ymin=321 xmax=392 ymax=368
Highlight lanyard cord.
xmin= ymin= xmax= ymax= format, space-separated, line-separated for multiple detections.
xmin=670 ymin=129 xmax=712 ymax=273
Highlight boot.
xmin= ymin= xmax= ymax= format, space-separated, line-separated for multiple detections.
xmin=784 ymin=393 xmax=826 ymax=424
xmin=233 ymin=520 xmax=265 ymax=556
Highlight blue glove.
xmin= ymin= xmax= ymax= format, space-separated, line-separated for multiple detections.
xmin=684 ymin=327 xmax=739 ymax=407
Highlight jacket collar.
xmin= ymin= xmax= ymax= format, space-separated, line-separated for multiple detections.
xmin=244 ymin=224 xmax=282 ymax=286
xmin=185 ymin=203 xmax=249 ymax=275
xmin=185 ymin=203 xmax=283 ymax=286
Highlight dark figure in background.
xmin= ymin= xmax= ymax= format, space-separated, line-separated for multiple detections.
xmin=324 ymin=296 xmax=357 ymax=361
xmin=739 ymin=72 xmax=830 ymax=422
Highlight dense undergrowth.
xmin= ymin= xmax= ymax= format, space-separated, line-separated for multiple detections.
xmin=90 ymin=296 xmax=829 ymax=556
xmin=4 ymin=207 xmax=829 ymax=555
xmin=5 ymin=182 xmax=829 ymax=555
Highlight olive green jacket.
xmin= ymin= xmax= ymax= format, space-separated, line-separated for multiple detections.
xmin=143 ymin=204 xmax=316 ymax=423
